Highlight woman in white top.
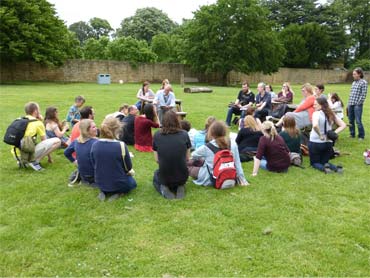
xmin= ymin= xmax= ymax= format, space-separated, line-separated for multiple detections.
xmin=135 ymin=81 xmax=155 ymax=110
xmin=308 ymin=98 xmax=346 ymax=173
xmin=328 ymin=93 xmax=344 ymax=119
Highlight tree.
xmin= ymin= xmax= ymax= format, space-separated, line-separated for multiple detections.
xmin=116 ymin=7 xmax=177 ymax=43
xmin=89 ymin=17 xmax=113 ymax=39
xmin=261 ymin=0 xmax=319 ymax=29
xmin=181 ymin=0 xmax=285 ymax=85
xmin=0 ymin=0 xmax=79 ymax=65
xmin=68 ymin=21 xmax=94 ymax=45
xmin=106 ymin=37 xmax=157 ymax=66
xmin=280 ymin=23 xmax=331 ymax=68
xmin=151 ymin=33 xmax=184 ymax=62
xmin=82 ymin=37 xmax=109 ymax=60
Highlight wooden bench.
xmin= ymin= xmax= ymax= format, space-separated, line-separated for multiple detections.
xmin=175 ymin=99 xmax=187 ymax=119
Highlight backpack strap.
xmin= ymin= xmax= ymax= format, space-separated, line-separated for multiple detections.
xmin=119 ymin=141 xmax=129 ymax=172
xmin=206 ymin=142 xmax=219 ymax=154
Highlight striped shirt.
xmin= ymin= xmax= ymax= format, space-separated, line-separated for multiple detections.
xmin=348 ymin=79 xmax=368 ymax=105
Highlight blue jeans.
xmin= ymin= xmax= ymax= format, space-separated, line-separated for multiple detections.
xmin=226 ymin=107 xmax=245 ymax=126
xmin=308 ymin=141 xmax=337 ymax=172
xmin=348 ymin=104 xmax=364 ymax=138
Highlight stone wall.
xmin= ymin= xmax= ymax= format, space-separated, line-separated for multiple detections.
xmin=1 ymin=59 xmax=368 ymax=84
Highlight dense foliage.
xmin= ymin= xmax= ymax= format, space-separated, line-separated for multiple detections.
xmin=0 ymin=0 xmax=79 ymax=65
xmin=115 ymin=7 xmax=178 ymax=43
xmin=1 ymin=0 xmax=368 ymax=77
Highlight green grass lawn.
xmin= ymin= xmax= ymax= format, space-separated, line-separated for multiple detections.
xmin=0 ymin=82 xmax=369 ymax=276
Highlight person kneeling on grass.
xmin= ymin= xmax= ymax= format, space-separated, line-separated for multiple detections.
xmin=15 ymin=102 xmax=61 ymax=171
xmin=91 ymin=117 xmax=137 ymax=201
xmin=252 ymin=121 xmax=291 ymax=176
xmin=153 ymin=110 xmax=192 ymax=199
xmin=64 ymin=119 xmax=98 ymax=186
xmin=308 ymin=98 xmax=346 ymax=174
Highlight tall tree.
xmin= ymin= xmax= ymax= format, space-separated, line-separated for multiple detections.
xmin=115 ymin=7 xmax=177 ymax=43
xmin=89 ymin=17 xmax=113 ymax=39
xmin=262 ymin=0 xmax=319 ymax=29
xmin=0 ymin=0 xmax=79 ymax=65
xmin=182 ymin=0 xmax=285 ymax=84
xmin=82 ymin=37 xmax=109 ymax=60
xmin=68 ymin=21 xmax=94 ymax=45
xmin=280 ymin=23 xmax=331 ymax=68
xmin=106 ymin=37 xmax=157 ymax=66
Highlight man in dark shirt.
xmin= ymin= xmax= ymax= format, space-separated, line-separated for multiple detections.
xmin=119 ymin=105 xmax=138 ymax=145
xmin=254 ymin=82 xmax=272 ymax=122
xmin=225 ymin=81 xmax=255 ymax=126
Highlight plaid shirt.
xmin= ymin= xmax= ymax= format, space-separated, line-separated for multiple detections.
xmin=348 ymin=79 xmax=368 ymax=105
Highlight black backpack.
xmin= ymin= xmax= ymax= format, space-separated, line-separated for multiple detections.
xmin=3 ymin=117 xmax=36 ymax=148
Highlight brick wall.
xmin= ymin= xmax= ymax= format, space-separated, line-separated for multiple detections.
xmin=1 ymin=59 xmax=368 ymax=84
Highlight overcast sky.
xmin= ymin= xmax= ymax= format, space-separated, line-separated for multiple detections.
xmin=48 ymin=0 xmax=218 ymax=29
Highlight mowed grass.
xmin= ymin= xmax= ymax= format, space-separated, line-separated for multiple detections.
xmin=0 ymin=82 xmax=369 ymax=276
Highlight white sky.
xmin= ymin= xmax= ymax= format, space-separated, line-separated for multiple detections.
xmin=47 ymin=0 xmax=218 ymax=29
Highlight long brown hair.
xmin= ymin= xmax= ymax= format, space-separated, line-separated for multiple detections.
xmin=316 ymin=97 xmax=336 ymax=124
xmin=207 ymin=121 xmax=229 ymax=149
xmin=283 ymin=115 xmax=300 ymax=138
xmin=330 ymin=92 xmax=344 ymax=108
xmin=45 ymin=106 xmax=62 ymax=129
xmin=161 ymin=110 xmax=181 ymax=134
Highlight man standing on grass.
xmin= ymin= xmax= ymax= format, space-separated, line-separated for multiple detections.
xmin=348 ymin=67 xmax=368 ymax=140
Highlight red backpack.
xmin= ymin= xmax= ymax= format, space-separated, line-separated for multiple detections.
xmin=206 ymin=142 xmax=237 ymax=189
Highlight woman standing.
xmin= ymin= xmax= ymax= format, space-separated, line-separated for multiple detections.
xmin=91 ymin=117 xmax=137 ymax=201
xmin=252 ymin=121 xmax=291 ymax=176
xmin=152 ymin=111 xmax=192 ymax=199
xmin=308 ymin=98 xmax=346 ymax=173
xmin=134 ymin=104 xmax=160 ymax=152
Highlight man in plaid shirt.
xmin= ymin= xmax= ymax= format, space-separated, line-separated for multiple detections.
xmin=348 ymin=67 xmax=368 ymax=140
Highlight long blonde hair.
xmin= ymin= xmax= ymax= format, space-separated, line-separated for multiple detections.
xmin=261 ymin=121 xmax=278 ymax=141
xmin=243 ymin=115 xmax=260 ymax=131
xmin=78 ymin=119 xmax=95 ymax=143
xmin=207 ymin=121 xmax=229 ymax=149
xmin=100 ymin=117 xmax=122 ymax=139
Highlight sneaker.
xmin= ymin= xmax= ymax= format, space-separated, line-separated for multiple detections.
xmin=160 ymin=184 xmax=176 ymax=199
xmin=108 ymin=193 xmax=124 ymax=202
xmin=29 ymin=161 xmax=44 ymax=171
xmin=266 ymin=116 xmax=272 ymax=121
xmin=358 ymin=138 xmax=364 ymax=141
xmin=176 ymin=185 xmax=185 ymax=199
xmin=98 ymin=191 xmax=106 ymax=201
xmin=336 ymin=165 xmax=344 ymax=174
xmin=324 ymin=163 xmax=333 ymax=174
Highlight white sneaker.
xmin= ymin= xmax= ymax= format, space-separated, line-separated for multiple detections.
xmin=29 ymin=161 xmax=44 ymax=171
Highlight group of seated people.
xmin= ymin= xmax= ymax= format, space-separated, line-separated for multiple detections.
xmin=226 ymin=81 xmax=347 ymax=176
xmin=12 ymin=79 xmax=348 ymax=201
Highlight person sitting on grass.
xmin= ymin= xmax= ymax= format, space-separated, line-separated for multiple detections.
xmin=66 ymin=95 xmax=85 ymax=127
xmin=134 ymin=103 xmax=160 ymax=152
xmin=279 ymin=115 xmax=302 ymax=155
xmin=252 ymin=121 xmax=291 ymax=176
xmin=193 ymin=116 xmax=216 ymax=150
xmin=64 ymin=119 xmax=98 ymax=186
xmin=119 ymin=105 xmax=138 ymax=145
xmin=308 ymin=98 xmax=346 ymax=174
xmin=105 ymin=103 xmax=129 ymax=121
xmin=235 ymin=116 xmax=263 ymax=161
xmin=69 ymin=106 xmax=95 ymax=144
xmin=180 ymin=119 xmax=198 ymax=150
xmin=44 ymin=106 xmax=69 ymax=148
xmin=16 ymin=102 xmax=61 ymax=171
xmin=91 ymin=117 xmax=137 ymax=201
xmin=153 ymin=111 xmax=192 ymax=199
xmin=189 ymin=121 xmax=249 ymax=186
xmin=328 ymin=92 xmax=344 ymax=120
